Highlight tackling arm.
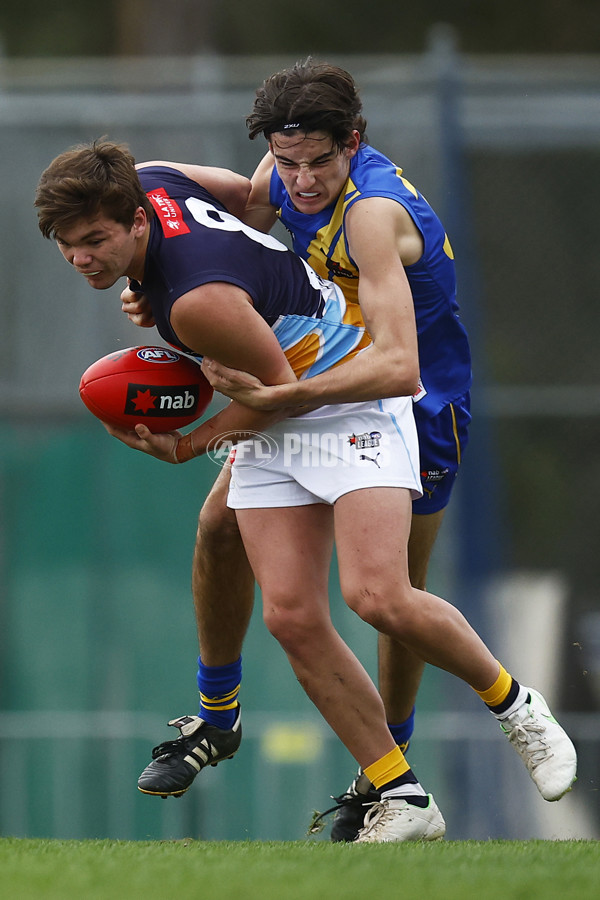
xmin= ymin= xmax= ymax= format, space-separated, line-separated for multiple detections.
xmin=204 ymin=197 xmax=420 ymax=409
xmin=241 ymin=152 xmax=278 ymax=232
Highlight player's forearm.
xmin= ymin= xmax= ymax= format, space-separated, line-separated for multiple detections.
xmin=240 ymin=202 xmax=278 ymax=233
xmin=182 ymin=399 xmax=290 ymax=459
xmin=256 ymin=345 xmax=420 ymax=410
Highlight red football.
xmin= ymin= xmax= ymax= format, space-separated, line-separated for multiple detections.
xmin=79 ymin=346 xmax=214 ymax=432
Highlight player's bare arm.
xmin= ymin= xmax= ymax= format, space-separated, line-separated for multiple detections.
xmin=107 ymin=281 xmax=298 ymax=462
xmin=241 ymin=152 xmax=278 ymax=232
xmin=205 ymin=197 xmax=420 ymax=410
xmin=104 ymin=392 xmax=293 ymax=465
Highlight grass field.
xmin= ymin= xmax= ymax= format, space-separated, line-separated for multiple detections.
xmin=1 ymin=837 xmax=598 ymax=899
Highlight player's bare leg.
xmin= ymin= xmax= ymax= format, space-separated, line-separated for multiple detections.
xmin=334 ymin=489 xmax=499 ymax=688
xmin=333 ymin=486 xmax=576 ymax=830
xmin=377 ymin=509 xmax=446 ymax=723
xmin=236 ymin=502 xmax=401 ymax=765
xmin=137 ymin=464 xmax=254 ymax=799
xmin=192 ymin=464 xmax=254 ymax=665
xmin=331 ymin=507 xmax=446 ymax=839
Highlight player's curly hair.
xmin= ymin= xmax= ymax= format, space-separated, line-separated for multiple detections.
xmin=246 ymin=58 xmax=368 ymax=150
xmin=35 ymin=138 xmax=153 ymax=239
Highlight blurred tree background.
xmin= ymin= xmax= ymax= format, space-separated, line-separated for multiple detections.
xmin=1 ymin=0 xmax=600 ymax=57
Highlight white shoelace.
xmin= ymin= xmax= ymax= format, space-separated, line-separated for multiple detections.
xmin=360 ymin=799 xmax=417 ymax=836
xmin=506 ymin=720 xmax=553 ymax=769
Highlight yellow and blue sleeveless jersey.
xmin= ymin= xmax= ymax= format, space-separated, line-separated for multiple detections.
xmin=270 ymin=144 xmax=472 ymax=417
xmin=135 ymin=167 xmax=372 ymax=379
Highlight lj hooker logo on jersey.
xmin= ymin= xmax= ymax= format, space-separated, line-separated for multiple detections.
xmin=125 ymin=383 xmax=199 ymax=417
xmin=147 ymin=188 xmax=191 ymax=238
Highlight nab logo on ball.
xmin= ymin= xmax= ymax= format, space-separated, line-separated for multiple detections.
xmin=79 ymin=345 xmax=214 ymax=433
xmin=125 ymin=383 xmax=200 ymax=418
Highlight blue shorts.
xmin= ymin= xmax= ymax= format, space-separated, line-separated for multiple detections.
xmin=412 ymin=393 xmax=471 ymax=515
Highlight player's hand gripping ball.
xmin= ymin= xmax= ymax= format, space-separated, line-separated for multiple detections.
xmin=79 ymin=346 xmax=214 ymax=432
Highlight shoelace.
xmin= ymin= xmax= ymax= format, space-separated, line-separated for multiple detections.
xmin=308 ymin=788 xmax=371 ymax=834
xmin=506 ymin=721 xmax=552 ymax=768
xmin=360 ymin=801 xmax=389 ymax=829
xmin=151 ymin=736 xmax=187 ymax=759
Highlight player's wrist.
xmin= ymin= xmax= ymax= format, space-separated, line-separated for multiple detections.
xmin=175 ymin=432 xmax=197 ymax=463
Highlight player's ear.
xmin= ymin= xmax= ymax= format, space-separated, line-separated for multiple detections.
xmin=344 ymin=131 xmax=361 ymax=159
xmin=132 ymin=206 xmax=148 ymax=236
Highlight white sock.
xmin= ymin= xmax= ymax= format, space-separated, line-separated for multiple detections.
xmin=381 ymin=782 xmax=427 ymax=801
xmin=492 ymin=684 xmax=530 ymax=720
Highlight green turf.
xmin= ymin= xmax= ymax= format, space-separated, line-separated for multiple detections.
xmin=0 ymin=838 xmax=598 ymax=899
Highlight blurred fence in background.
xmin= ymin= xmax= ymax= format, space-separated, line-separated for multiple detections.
xmin=0 ymin=41 xmax=599 ymax=840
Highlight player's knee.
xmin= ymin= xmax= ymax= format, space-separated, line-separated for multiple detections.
xmin=262 ymin=596 xmax=319 ymax=652
xmin=344 ymin=584 xmax=414 ymax=637
xmin=197 ymin=489 xmax=240 ymax=550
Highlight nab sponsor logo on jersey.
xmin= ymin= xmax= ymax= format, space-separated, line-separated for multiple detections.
xmin=125 ymin=383 xmax=200 ymax=418
xmin=136 ymin=347 xmax=181 ymax=364
xmin=147 ymin=188 xmax=191 ymax=238
xmin=421 ymin=467 xmax=449 ymax=484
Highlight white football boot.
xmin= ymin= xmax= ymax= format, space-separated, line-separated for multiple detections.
xmin=355 ymin=795 xmax=446 ymax=843
xmin=499 ymin=689 xmax=577 ymax=801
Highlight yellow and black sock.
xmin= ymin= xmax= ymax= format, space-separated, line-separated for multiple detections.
xmin=364 ymin=746 xmax=428 ymax=807
xmin=474 ymin=663 xmax=529 ymax=718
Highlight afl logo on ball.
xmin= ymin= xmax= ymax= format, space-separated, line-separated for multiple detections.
xmin=136 ymin=347 xmax=182 ymax=364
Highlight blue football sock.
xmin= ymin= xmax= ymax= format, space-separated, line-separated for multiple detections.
xmin=388 ymin=706 xmax=416 ymax=752
xmin=196 ymin=655 xmax=242 ymax=730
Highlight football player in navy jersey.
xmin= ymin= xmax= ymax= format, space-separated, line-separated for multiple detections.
xmin=37 ymin=138 xmax=576 ymax=843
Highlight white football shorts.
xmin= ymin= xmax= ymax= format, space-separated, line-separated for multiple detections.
xmin=227 ymin=397 xmax=422 ymax=509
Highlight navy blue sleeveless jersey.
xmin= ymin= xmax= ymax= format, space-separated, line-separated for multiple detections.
xmin=134 ymin=167 xmax=372 ymax=378
xmin=270 ymin=144 xmax=472 ymax=417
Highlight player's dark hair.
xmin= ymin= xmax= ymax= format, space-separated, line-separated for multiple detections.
xmin=35 ymin=138 xmax=153 ymax=239
xmin=246 ymin=58 xmax=368 ymax=150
